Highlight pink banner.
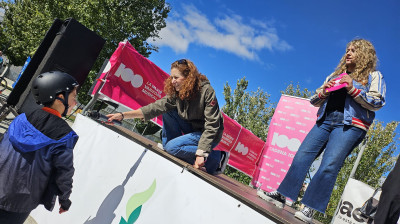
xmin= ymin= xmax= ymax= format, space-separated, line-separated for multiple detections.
xmin=214 ymin=113 xmax=241 ymax=152
xmin=91 ymin=42 xmax=265 ymax=176
xmin=215 ymin=113 xmax=265 ymax=177
xmin=92 ymin=42 xmax=169 ymax=126
xmin=252 ymin=95 xmax=318 ymax=192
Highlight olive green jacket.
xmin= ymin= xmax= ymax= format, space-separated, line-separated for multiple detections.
xmin=140 ymin=81 xmax=224 ymax=157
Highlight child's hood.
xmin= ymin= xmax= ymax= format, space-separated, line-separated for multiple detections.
xmin=8 ymin=114 xmax=58 ymax=153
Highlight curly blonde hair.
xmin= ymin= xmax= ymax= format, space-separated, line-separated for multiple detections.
xmin=164 ymin=59 xmax=208 ymax=100
xmin=332 ymin=39 xmax=377 ymax=85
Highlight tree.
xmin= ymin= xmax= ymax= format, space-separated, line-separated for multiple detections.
xmin=0 ymin=0 xmax=170 ymax=104
xmin=222 ymin=77 xmax=275 ymax=140
xmin=222 ymin=77 xmax=275 ymax=184
xmin=315 ymin=121 xmax=399 ymax=223
xmin=280 ymin=81 xmax=314 ymax=98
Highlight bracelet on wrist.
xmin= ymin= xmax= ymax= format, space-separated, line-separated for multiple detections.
xmin=119 ymin=112 xmax=124 ymax=121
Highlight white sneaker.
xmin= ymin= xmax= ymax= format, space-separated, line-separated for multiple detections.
xmin=214 ymin=151 xmax=230 ymax=174
xmin=257 ymin=190 xmax=286 ymax=208
xmin=294 ymin=206 xmax=315 ymax=224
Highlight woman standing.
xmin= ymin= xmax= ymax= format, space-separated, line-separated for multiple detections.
xmin=259 ymin=39 xmax=386 ymax=223
xmin=107 ymin=59 xmax=227 ymax=174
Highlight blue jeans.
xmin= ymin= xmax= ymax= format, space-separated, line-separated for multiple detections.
xmin=277 ymin=110 xmax=366 ymax=213
xmin=162 ymin=110 xmax=221 ymax=174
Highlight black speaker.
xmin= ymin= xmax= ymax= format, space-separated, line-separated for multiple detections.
xmin=6 ymin=18 xmax=63 ymax=106
xmin=7 ymin=18 xmax=105 ymax=114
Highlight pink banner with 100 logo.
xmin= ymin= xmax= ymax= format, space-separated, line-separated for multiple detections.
xmin=252 ymin=95 xmax=318 ymax=193
xmin=214 ymin=112 xmax=265 ymax=177
xmin=92 ymin=42 xmax=169 ymax=126
xmin=92 ymin=42 xmax=266 ymax=177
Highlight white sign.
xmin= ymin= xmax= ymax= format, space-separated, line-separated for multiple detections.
xmin=332 ymin=178 xmax=380 ymax=224
xmin=30 ymin=115 xmax=274 ymax=224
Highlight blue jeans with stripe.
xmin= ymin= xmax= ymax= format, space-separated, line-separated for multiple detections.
xmin=277 ymin=110 xmax=366 ymax=213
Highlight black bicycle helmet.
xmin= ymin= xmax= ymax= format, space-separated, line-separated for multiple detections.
xmin=31 ymin=71 xmax=78 ymax=116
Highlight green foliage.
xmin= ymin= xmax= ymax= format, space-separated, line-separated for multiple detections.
xmin=222 ymin=77 xmax=275 ymax=140
xmin=135 ymin=119 xmax=161 ymax=136
xmin=280 ymin=81 xmax=314 ymax=98
xmin=0 ymin=0 xmax=170 ymax=104
xmin=354 ymin=121 xmax=399 ymax=186
xmin=314 ymin=121 xmax=399 ymax=223
xmin=224 ymin=166 xmax=251 ymax=185
xmin=222 ymin=77 xmax=275 ymax=183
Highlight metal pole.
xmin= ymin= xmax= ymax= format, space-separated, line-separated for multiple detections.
xmin=0 ymin=64 xmax=9 ymax=77
xmin=141 ymin=123 xmax=149 ymax=136
xmin=81 ymin=59 xmax=110 ymax=115
xmin=82 ymin=75 xmax=109 ymax=115
xmin=330 ymin=137 xmax=368 ymax=224
xmin=349 ymin=137 xmax=368 ymax=179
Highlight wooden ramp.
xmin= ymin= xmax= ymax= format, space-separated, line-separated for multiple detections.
xmin=109 ymin=121 xmax=321 ymax=224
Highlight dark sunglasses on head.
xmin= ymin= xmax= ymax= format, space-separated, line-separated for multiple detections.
xmin=177 ymin=59 xmax=187 ymax=65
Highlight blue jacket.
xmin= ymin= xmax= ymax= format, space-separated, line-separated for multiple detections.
xmin=310 ymin=71 xmax=386 ymax=131
xmin=0 ymin=109 xmax=78 ymax=213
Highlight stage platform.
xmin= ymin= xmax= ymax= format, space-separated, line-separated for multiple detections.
xmin=0 ymin=104 xmax=321 ymax=223
xmin=108 ymin=120 xmax=321 ymax=224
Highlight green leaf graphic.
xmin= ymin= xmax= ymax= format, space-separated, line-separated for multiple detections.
xmin=126 ymin=179 xmax=156 ymax=219
xmin=127 ymin=205 xmax=142 ymax=224
xmin=119 ymin=217 xmax=128 ymax=224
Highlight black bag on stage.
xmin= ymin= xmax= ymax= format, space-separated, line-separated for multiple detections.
xmin=359 ymin=187 xmax=381 ymax=219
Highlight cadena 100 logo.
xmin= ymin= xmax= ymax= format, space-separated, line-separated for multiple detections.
xmin=104 ymin=62 xmax=144 ymax=89
xmin=234 ymin=142 xmax=248 ymax=155
xmin=271 ymin=132 xmax=301 ymax=152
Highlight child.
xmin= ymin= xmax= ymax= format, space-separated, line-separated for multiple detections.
xmin=0 ymin=71 xmax=79 ymax=224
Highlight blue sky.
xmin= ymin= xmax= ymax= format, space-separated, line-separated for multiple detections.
xmin=148 ymin=0 xmax=399 ymax=130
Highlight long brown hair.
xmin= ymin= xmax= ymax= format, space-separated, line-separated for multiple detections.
xmin=164 ymin=59 xmax=208 ymax=100
xmin=332 ymin=39 xmax=377 ymax=86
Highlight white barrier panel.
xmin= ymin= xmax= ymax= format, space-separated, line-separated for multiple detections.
xmin=332 ymin=178 xmax=380 ymax=224
xmin=30 ymin=114 xmax=274 ymax=224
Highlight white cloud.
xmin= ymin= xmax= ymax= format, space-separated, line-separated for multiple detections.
xmin=154 ymin=20 xmax=192 ymax=53
xmin=149 ymin=4 xmax=292 ymax=60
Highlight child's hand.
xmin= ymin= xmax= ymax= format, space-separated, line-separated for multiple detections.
xmin=59 ymin=206 xmax=68 ymax=214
